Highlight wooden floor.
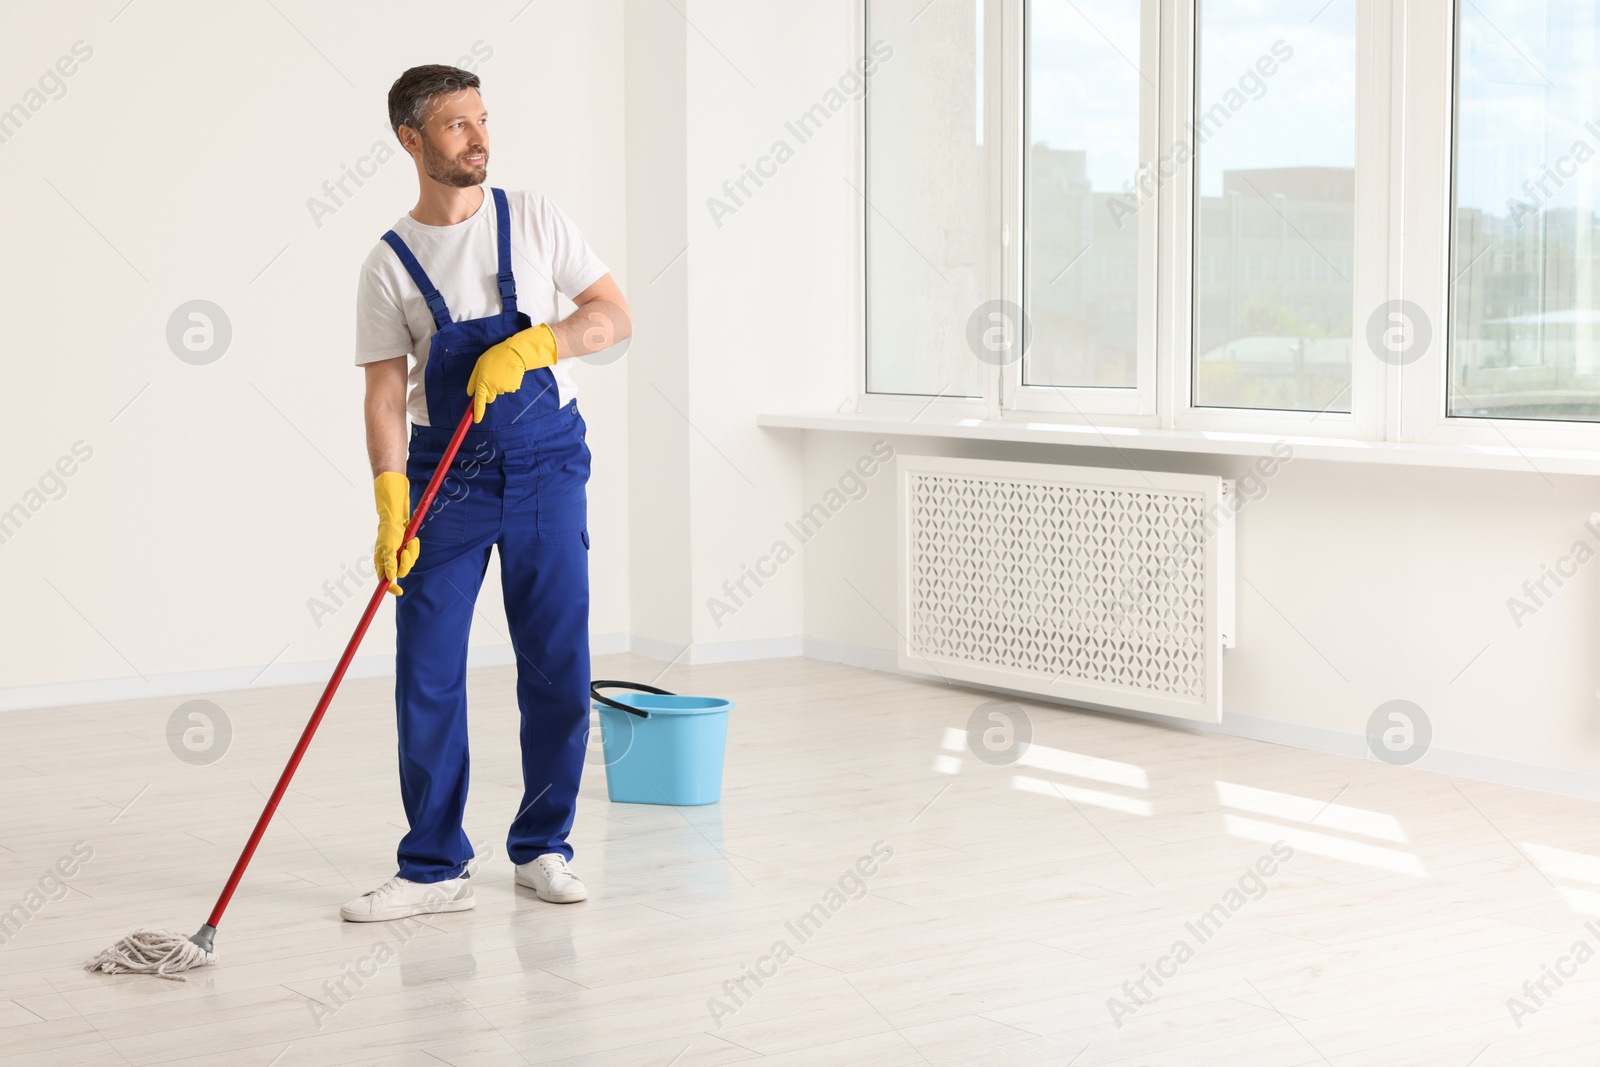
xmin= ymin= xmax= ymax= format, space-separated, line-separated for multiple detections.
xmin=4 ymin=652 xmax=1600 ymax=1065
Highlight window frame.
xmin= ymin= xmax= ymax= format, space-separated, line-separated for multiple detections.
xmin=1165 ymin=0 xmax=1384 ymax=442
xmin=857 ymin=0 xmax=1600 ymax=456
xmin=1399 ymin=0 xmax=1600 ymax=453
xmin=856 ymin=0 xmax=1001 ymax=422
xmin=1003 ymin=0 xmax=1161 ymax=421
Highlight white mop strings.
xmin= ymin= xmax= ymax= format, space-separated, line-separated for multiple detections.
xmin=84 ymin=929 xmax=216 ymax=981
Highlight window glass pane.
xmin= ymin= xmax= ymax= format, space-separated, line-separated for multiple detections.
xmin=1193 ymin=1 xmax=1355 ymax=412
xmin=1451 ymin=2 xmax=1600 ymax=421
xmin=865 ymin=0 xmax=987 ymax=397
xmin=1024 ymin=0 xmax=1146 ymax=389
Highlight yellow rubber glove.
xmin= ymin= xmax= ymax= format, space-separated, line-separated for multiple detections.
xmin=465 ymin=323 xmax=559 ymax=423
xmin=373 ymin=471 xmax=419 ymax=596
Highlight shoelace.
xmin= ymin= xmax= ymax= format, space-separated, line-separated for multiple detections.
xmin=362 ymin=877 xmax=408 ymax=900
xmin=360 ymin=876 xmax=461 ymax=908
xmin=536 ymin=856 xmax=573 ymax=880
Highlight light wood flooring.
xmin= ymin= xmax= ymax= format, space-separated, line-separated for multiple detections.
xmin=3 ymin=653 xmax=1600 ymax=1065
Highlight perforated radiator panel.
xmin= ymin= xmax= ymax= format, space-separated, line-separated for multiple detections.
xmin=897 ymin=456 xmax=1234 ymax=723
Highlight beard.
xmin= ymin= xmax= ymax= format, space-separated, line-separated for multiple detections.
xmin=419 ymin=130 xmax=487 ymax=188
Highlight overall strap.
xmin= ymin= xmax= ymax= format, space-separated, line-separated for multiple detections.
xmin=491 ymin=187 xmax=518 ymax=316
xmin=380 ymin=231 xmax=452 ymax=331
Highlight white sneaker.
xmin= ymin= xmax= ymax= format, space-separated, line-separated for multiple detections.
xmin=339 ymin=875 xmax=474 ymax=922
xmin=514 ymin=853 xmax=588 ymax=903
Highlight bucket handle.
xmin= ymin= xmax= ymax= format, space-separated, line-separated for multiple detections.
xmin=590 ymin=679 xmax=675 ymax=719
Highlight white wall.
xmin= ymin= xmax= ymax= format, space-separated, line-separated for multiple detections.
xmin=663 ymin=0 xmax=1600 ymax=789
xmin=11 ymin=1 xmax=1596 ymax=797
xmin=796 ymin=426 xmax=1600 ymax=788
xmin=681 ymin=0 xmax=863 ymax=653
xmin=624 ymin=0 xmax=691 ymax=650
xmin=613 ymin=0 xmax=863 ymax=659
xmin=0 ymin=1 xmax=629 ymax=706
xmin=640 ymin=2 xmax=1600 ymax=788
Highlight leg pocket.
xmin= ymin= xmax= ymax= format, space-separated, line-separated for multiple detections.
xmin=534 ymin=435 xmax=589 ymax=537
xmin=556 ymin=432 xmax=590 ymax=483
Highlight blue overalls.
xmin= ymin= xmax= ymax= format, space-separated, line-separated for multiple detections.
xmin=379 ymin=187 xmax=592 ymax=884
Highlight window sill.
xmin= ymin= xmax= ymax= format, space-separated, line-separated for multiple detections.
xmin=756 ymin=409 xmax=1600 ymax=478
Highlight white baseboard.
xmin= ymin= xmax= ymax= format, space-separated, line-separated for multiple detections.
xmin=589 ymin=632 xmax=631 ymax=657
xmin=801 ymin=636 xmax=899 ymax=673
xmin=13 ymin=631 xmax=1600 ymax=803
xmin=0 ymin=630 xmax=803 ymax=712
xmin=624 ymin=634 xmax=689 ymax=665
xmin=0 ymin=633 xmax=635 ymax=714
xmin=682 ymin=635 xmax=804 ymax=664
xmin=621 ymin=634 xmax=804 ymax=665
xmin=1224 ymin=710 xmax=1600 ymax=803
xmin=0 ymin=653 xmax=401 ymax=713
xmin=851 ymin=641 xmax=1600 ymax=804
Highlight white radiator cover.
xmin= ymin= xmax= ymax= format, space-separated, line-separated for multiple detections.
xmin=897 ymin=456 xmax=1236 ymax=723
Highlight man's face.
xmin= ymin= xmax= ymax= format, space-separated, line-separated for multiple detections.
xmin=412 ymin=87 xmax=488 ymax=188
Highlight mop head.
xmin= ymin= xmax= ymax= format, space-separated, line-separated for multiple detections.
xmin=84 ymin=929 xmax=216 ymax=981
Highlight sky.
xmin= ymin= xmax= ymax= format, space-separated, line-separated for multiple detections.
xmin=1455 ymin=1 xmax=1600 ymax=217
xmin=1026 ymin=0 xmax=1600 ymax=218
xmin=1029 ymin=0 xmax=1356 ymax=200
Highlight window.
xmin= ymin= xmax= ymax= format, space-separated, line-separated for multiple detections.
xmin=864 ymin=0 xmax=989 ymax=398
xmin=1450 ymin=0 xmax=1600 ymax=422
xmin=855 ymin=1 xmax=1600 ymax=459
xmin=1024 ymin=0 xmax=1147 ymax=390
xmin=1192 ymin=1 xmax=1356 ymax=412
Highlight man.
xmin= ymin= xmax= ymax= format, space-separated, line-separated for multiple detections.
xmin=343 ymin=64 xmax=630 ymax=922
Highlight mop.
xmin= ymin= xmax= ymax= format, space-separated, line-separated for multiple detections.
xmin=84 ymin=407 xmax=478 ymax=979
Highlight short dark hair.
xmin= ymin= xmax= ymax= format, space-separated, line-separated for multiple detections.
xmin=387 ymin=65 xmax=481 ymax=137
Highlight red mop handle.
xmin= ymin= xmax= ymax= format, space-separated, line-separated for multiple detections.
xmin=203 ymin=407 xmax=478 ymax=930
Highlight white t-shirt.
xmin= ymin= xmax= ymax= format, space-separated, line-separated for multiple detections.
xmin=354 ymin=187 xmax=609 ymax=426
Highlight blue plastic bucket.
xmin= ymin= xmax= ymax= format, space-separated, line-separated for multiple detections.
xmin=590 ymin=681 xmax=734 ymax=805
